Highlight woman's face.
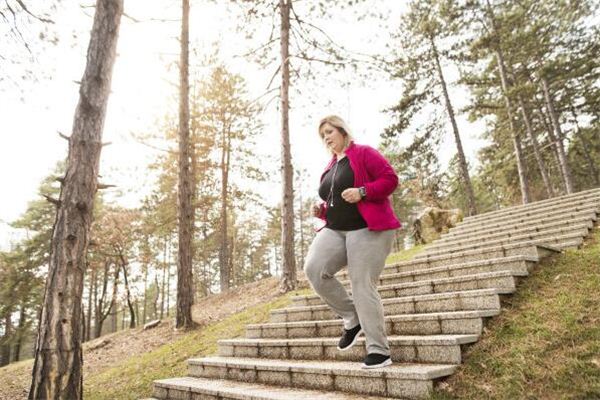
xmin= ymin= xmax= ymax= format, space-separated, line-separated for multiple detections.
xmin=320 ymin=122 xmax=346 ymax=154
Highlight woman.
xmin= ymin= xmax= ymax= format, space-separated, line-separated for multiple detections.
xmin=303 ymin=114 xmax=401 ymax=369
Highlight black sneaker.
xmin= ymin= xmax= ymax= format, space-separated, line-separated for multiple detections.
xmin=361 ymin=353 xmax=392 ymax=369
xmin=336 ymin=324 xmax=363 ymax=351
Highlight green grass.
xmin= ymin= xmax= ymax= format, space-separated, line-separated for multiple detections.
xmin=386 ymin=244 xmax=427 ymax=264
xmin=429 ymin=228 xmax=600 ymax=400
xmin=83 ymin=289 xmax=302 ymax=400
xmin=13 ymin=234 xmax=600 ymax=399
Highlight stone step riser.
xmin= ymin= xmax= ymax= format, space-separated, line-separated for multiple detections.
xmin=461 ymin=189 xmax=600 ymax=223
xmin=441 ymin=236 xmax=583 ymax=259
xmin=298 ymin=273 xmax=519 ymax=309
xmin=448 ymin=207 xmax=598 ymax=235
xmin=443 ymin=211 xmax=597 ymax=241
xmin=187 ymin=361 xmax=440 ymax=399
xmin=331 ymin=257 xmax=534 ymax=284
xmin=324 ymin=246 xmax=547 ymax=286
xmin=218 ymin=340 xmax=468 ymax=365
xmin=152 ymin=377 xmax=413 ymax=400
xmin=391 ymin=244 xmax=549 ymax=272
xmin=247 ymin=313 xmax=492 ymax=339
xmin=458 ymin=194 xmax=600 ymax=225
xmin=431 ymin=220 xmax=593 ymax=249
xmin=418 ymin=229 xmax=589 ymax=258
xmin=271 ymin=292 xmax=501 ymax=323
xmin=404 ymin=243 xmax=556 ymax=270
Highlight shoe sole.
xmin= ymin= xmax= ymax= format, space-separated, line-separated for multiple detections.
xmin=361 ymin=357 xmax=393 ymax=369
xmin=336 ymin=328 xmax=363 ymax=351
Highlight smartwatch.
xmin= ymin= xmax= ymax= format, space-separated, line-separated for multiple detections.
xmin=358 ymin=186 xmax=366 ymax=198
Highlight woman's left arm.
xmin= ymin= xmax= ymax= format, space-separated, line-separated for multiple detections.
xmin=362 ymin=146 xmax=399 ymax=201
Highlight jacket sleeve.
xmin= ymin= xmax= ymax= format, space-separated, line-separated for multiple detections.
xmin=362 ymin=146 xmax=399 ymax=201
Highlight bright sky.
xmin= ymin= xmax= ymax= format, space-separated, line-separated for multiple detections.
xmin=0 ymin=1 xmax=487 ymax=251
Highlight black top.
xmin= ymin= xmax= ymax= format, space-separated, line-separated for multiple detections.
xmin=318 ymin=156 xmax=367 ymax=231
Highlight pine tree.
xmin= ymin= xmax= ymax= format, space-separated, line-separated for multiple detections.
xmin=28 ymin=0 xmax=123 ymax=397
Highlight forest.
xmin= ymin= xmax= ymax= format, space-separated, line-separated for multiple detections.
xmin=0 ymin=0 xmax=598 ymax=398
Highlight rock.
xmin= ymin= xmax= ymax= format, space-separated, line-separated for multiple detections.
xmin=143 ymin=319 xmax=161 ymax=330
xmin=88 ymin=338 xmax=111 ymax=350
xmin=412 ymin=207 xmax=463 ymax=244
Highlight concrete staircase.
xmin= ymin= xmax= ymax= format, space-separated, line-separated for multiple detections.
xmin=148 ymin=187 xmax=600 ymax=400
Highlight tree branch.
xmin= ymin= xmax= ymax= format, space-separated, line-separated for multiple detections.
xmin=42 ymin=194 xmax=61 ymax=207
xmin=97 ymin=183 xmax=116 ymax=190
xmin=15 ymin=0 xmax=54 ymax=23
xmin=57 ymin=131 xmax=70 ymax=141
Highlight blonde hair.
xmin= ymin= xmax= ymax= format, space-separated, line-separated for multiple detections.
xmin=318 ymin=115 xmax=354 ymax=154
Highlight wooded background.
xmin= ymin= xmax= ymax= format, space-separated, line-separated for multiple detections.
xmin=0 ymin=0 xmax=598 ymax=383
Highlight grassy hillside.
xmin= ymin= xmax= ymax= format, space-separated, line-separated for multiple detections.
xmin=3 ymin=235 xmax=598 ymax=400
xmin=430 ymin=228 xmax=600 ymax=400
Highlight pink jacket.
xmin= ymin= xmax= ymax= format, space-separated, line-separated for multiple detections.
xmin=317 ymin=141 xmax=402 ymax=231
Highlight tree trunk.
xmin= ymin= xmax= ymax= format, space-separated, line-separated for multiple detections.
xmin=485 ymin=0 xmax=530 ymax=203
xmin=176 ymin=0 xmax=196 ymax=330
xmin=153 ymin=273 xmax=160 ymax=320
xmin=166 ymin=238 xmax=171 ymax=317
xmin=110 ymin=302 xmax=117 ymax=333
xmin=219 ymin=123 xmax=230 ymax=292
xmin=85 ymin=266 xmax=95 ymax=341
xmin=279 ymin=0 xmax=296 ymax=293
xmin=570 ymin=102 xmax=599 ymax=185
xmin=142 ymin=263 xmax=148 ymax=325
xmin=533 ymin=97 xmax=564 ymax=180
xmin=94 ymin=261 xmax=112 ymax=339
xmin=28 ymin=1 xmax=122 ymax=398
xmin=134 ymin=299 xmax=139 ymax=328
xmin=0 ymin=313 xmax=12 ymax=366
xmin=160 ymin=239 xmax=167 ymax=320
xmin=517 ymin=94 xmax=554 ymax=198
xmin=118 ymin=252 xmax=136 ymax=329
xmin=298 ymin=174 xmax=305 ymax=269
xmin=14 ymin=303 xmax=26 ymax=362
xmin=109 ymin=261 xmax=120 ymax=334
xmin=431 ymin=35 xmax=478 ymax=215
xmin=541 ymin=75 xmax=574 ymax=193
xmin=522 ymin=65 xmax=564 ymax=179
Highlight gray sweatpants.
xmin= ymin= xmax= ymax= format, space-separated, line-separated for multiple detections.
xmin=303 ymin=227 xmax=396 ymax=356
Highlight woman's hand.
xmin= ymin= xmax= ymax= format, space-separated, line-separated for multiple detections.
xmin=311 ymin=203 xmax=322 ymax=217
xmin=341 ymin=188 xmax=362 ymax=203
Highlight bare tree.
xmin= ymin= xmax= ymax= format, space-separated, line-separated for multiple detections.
xmin=176 ymin=0 xmax=196 ymax=330
xmin=28 ymin=0 xmax=123 ymax=398
xmin=278 ymin=0 xmax=296 ymax=292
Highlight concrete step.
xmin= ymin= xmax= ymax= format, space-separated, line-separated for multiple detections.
xmin=461 ymin=187 xmax=600 ymax=224
xmin=186 ymin=356 xmax=458 ymax=399
xmin=417 ymin=228 xmax=590 ymax=258
xmin=324 ymin=255 xmax=536 ymax=287
xmin=442 ymin=209 xmax=597 ymax=240
xmin=153 ymin=376 xmax=402 ymax=400
xmin=270 ymin=288 xmax=502 ymax=323
xmin=452 ymin=197 xmax=600 ymax=231
xmin=381 ymin=242 xmax=556 ymax=273
xmin=247 ymin=310 xmax=499 ymax=338
xmin=449 ymin=203 xmax=599 ymax=235
xmin=399 ymin=242 xmax=564 ymax=269
xmin=218 ymin=334 xmax=478 ymax=364
xmin=301 ymin=271 xmax=520 ymax=306
xmin=432 ymin=217 xmax=593 ymax=249
xmin=395 ymin=242 xmax=558 ymax=270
